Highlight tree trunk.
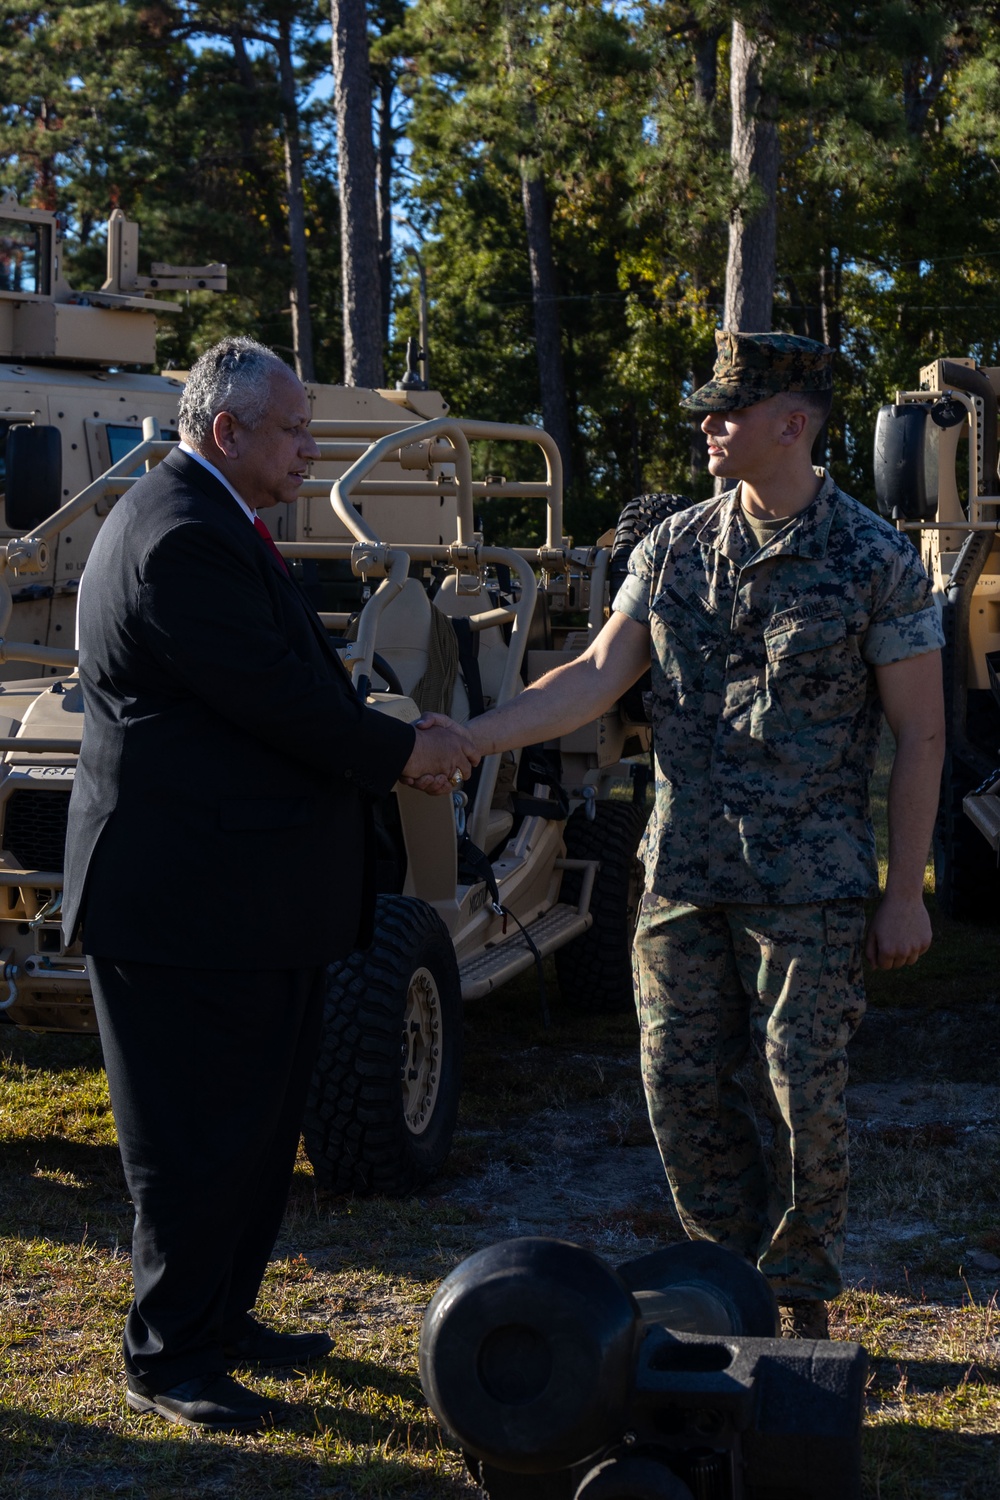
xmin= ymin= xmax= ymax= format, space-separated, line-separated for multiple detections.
xmin=374 ymin=64 xmax=395 ymax=348
xmin=723 ymin=19 xmax=778 ymax=332
xmin=33 ymin=101 xmax=58 ymax=211
xmin=229 ymin=27 xmax=285 ymax=262
xmin=693 ymin=24 xmax=723 ymax=109
xmin=519 ymin=158 xmax=573 ymax=492
xmin=276 ymin=15 xmax=315 ymax=382
xmin=331 ymin=0 xmax=384 ymax=387
xmin=896 ymin=54 xmax=947 ymax=343
xmin=817 ymin=246 xmax=843 ymax=469
xmin=629 ymin=404 xmax=643 ymax=496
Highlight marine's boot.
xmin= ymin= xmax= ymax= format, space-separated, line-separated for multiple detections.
xmin=778 ymin=1298 xmax=830 ymax=1340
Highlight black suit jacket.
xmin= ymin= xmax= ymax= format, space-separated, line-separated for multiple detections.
xmin=63 ymin=450 xmax=415 ymax=968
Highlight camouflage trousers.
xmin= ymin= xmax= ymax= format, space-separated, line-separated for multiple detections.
xmin=632 ymin=896 xmax=867 ymax=1301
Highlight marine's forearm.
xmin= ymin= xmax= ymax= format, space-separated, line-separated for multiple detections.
xmin=468 ymin=610 xmax=651 ymax=757
xmin=470 ymin=657 xmax=618 ymax=757
xmin=884 ymin=723 xmax=945 ymax=899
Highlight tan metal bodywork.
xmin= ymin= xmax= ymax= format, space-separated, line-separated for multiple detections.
xmin=0 ymin=679 xmax=85 ymax=1029
xmin=0 ymin=367 xmax=462 ymax=681
xmin=0 ymin=410 xmax=640 ymax=1031
xmin=0 ymin=200 xmax=648 ymax=1035
xmin=893 ymin=360 xmax=1000 ymax=853
xmin=893 ymin=362 xmax=1000 ymax=693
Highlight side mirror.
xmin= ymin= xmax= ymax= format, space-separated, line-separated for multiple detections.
xmin=4 ymin=423 xmax=62 ymax=533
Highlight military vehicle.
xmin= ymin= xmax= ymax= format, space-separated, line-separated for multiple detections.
xmin=0 ymin=195 xmax=652 ymax=1195
xmin=875 ymin=358 xmax=1000 ymax=918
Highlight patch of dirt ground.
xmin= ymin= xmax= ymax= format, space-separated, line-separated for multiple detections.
xmin=426 ymin=1011 xmax=1000 ymax=1315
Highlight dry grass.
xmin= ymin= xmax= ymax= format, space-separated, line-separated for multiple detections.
xmin=3 ymin=739 xmax=1000 ymax=1495
xmin=5 ymin=949 xmax=1000 ymax=1500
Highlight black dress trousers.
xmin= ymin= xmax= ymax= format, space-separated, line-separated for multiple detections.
xmin=88 ymin=956 xmax=326 ymax=1392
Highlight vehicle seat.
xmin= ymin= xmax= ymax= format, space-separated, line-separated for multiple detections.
xmin=434 ymin=574 xmax=514 ymax=712
xmin=369 ymin=577 xmax=433 ymax=697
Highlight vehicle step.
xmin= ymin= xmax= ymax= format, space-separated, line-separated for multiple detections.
xmin=458 ymin=902 xmax=591 ymax=1001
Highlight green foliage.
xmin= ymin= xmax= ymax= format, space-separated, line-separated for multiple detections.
xmin=0 ymin=0 xmax=342 ymax=376
xmin=390 ymin=0 xmax=1000 ymax=526
xmin=3 ymin=0 xmax=1000 ymax=528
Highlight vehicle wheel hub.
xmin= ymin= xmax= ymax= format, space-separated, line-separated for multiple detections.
xmin=401 ymin=965 xmax=441 ymax=1136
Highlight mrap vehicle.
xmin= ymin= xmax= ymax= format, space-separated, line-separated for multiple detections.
xmin=0 ymin=195 xmax=652 ymax=1193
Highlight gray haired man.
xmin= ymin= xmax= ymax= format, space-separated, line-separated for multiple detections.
xmin=65 ymin=337 xmax=475 ymax=1430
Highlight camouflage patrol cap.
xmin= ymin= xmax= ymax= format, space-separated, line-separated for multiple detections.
xmin=681 ymin=331 xmax=834 ymax=413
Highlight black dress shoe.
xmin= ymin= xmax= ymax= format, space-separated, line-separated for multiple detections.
xmin=126 ymin=1372 xmax=286 ymax=1431
xmin=223 ymin=1316 xmax=333 ymax=1370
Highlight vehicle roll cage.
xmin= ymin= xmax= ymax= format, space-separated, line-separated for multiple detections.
xmin=0 ymin=413 xmax=606 ymax=854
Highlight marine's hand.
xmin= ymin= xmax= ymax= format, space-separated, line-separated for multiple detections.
xmin=865 ymin=893 xmax=932 ymax=969
xmin=400 ymin=714 xmax=479 ymax=796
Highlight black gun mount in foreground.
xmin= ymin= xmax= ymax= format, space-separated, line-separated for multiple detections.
xmin=419 ymin=1237 xmax=867 ymax=1500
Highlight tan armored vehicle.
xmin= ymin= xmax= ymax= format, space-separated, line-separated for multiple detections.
xmin=875 ymin=359 xmax=1000 ymax=919
xmin=0 ymin=197 xmax=652 ymax=1193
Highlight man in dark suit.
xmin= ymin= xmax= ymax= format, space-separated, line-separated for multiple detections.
xmin=63 ymin=337 xmax=475 ymax=1431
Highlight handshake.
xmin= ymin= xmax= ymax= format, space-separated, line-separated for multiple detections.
xmin=399 ymin=712 xmax=484 ymax=796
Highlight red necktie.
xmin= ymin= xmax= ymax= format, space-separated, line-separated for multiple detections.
xmin=253 ymin=515 xmax=289 ymax=576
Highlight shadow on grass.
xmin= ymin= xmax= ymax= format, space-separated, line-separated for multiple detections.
xmin=0 ymin=1025 xmax=104 ymax=1072
xmin=849 ymin=998 xmax=1000 ymax=1087
xmin=0 ymin=1407 xmax=468 ymax=1500
xmin=0 ymin=1135 xmax=129 ymax=1242
xmin=863 ymin=1423 xmax=1000 ymax=1500
xmin=862 ymin=1353 xmax=1000 ymax=1498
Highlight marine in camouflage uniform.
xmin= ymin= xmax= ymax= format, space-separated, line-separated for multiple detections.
xmin=459 ymin=330 xmax=945 ymax=1333
xmin=612 ymin=332 xmax=945 ymax=1315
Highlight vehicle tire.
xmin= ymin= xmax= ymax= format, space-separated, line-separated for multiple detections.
xmin=609 ymin=492 xmax=691 ymax=724
xmin=555 ymin=800 xmax=648 ymax=1014
xmin=303 ymin=895 xmax=462 ymax=1195
xmin=607 ymin=491 xmax=693 ymax=602
xmin=934 ymin=751 xmax=1000 ymax=922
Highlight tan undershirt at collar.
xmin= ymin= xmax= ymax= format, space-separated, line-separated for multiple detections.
xmin=742 ymin=504 xmax=792 ymax=553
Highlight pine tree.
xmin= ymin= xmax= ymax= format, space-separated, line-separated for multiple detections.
xmin=332 ymin=0 xmax=384 ymax=386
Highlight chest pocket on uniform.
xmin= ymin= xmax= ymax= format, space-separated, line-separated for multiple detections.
xmin=763 ymin=608 xmax=861 ymax=730
xmin=651 ymin=585 xmax=723 ymax=699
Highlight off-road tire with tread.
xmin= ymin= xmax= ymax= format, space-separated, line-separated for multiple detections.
xmin=555 ymin=800 xmax=648 ymax=1014
xmin=609 ymin=493 xmax=692 ymax=724
xmin=302 ymin=895 xmax=462 ymax=1195
xmin=607 ymin=491 xmax=693 ymax=601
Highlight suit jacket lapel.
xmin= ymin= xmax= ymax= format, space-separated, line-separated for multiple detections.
xmin=160 ymin=450 xmax=356 ymax=687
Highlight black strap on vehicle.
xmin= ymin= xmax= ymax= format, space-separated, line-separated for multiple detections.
xmin=452 ymin=614 xmax=487 ymax=807
xmin=452 ymin=616 xmax=485 ymax=718
xmin=457 ymin=832 xmax=501 ymax=907
xmin=513 ymin=745 xmax=569 ymax=823
xmin=457 ymin=832 xmax=551 ymax=1029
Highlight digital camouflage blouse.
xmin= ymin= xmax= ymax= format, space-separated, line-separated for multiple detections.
xmin=614 ymin=473 xmax=945 ymax=905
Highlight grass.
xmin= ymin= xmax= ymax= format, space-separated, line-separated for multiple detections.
xmin=3 ymin=738 xmax=1000 ymax=1496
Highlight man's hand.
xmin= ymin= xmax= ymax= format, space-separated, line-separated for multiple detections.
xmin=865 ymin=893 xmax=933 ymax=969
xmin=400 ymin=713 xmax=479 ymax=796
